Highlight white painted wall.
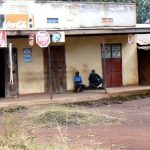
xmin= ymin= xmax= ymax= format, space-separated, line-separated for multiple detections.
xmin=0 ymin=1 xmax=136 ymax=29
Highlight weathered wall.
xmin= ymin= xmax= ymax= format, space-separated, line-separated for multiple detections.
xmin=122 ymin=34 xmax=138 ymax=85
xmin=11 ymin=35 xmax=138 ymax=94
xmin=12 ymin=38 xmax=44 ymax=94
xmin=65 ymin=35 xmax=138 ymax=90
xmin=0 ymin=1 xmax=136 ymax=30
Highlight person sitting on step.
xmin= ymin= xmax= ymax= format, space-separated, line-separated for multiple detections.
xmin=73 ymin=71 xmax=85 ymax=92
xmin=88 ymin=69 xmax=104 ymax=90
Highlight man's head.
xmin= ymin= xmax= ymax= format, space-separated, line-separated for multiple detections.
xmin=91 ymin=69 xmax=95 ymax=74
xmin=75 ymin=71 xmax=79 ymax=76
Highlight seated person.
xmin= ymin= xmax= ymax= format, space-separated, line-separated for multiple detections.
xmin=88 ymin=69 xmax=104 ymax=90
xmin=73 ymin=71 xmax=85 ymax=92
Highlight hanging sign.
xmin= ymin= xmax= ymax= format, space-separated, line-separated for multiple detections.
xmin=52 ymin=31 xmax=65 ymax=43
xmin=36 ymin=31 xmax=50 ymax=48
xmin=29 ymin=33 xmax=35 ymax=46
xmin=0 ymin=31 xmax=7 ymax=47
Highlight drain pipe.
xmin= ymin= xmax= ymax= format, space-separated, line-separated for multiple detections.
xmin=9 ymin=43 xmax=13 ymax=85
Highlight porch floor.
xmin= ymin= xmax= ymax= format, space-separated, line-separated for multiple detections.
xmin=0 ymin=85 xmax=150 ymax=107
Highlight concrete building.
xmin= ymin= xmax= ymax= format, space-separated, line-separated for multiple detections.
xmin=0 ymin=1 xmax=150 ymax=98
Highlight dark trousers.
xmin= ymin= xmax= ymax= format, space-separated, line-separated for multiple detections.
xmin=89 ymin=79 xmax=104 ymax=89
xmin=74 ymin=84 xmax=85 ymax=92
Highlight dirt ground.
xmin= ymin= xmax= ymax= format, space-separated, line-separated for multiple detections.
xmin=0 ymin=96 xmax=150 ymax=150
xmin=34 ymin=97 xmax=150 ymax=150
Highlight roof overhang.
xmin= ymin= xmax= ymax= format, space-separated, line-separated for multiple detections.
xmin=6 ymin=26 xmax=150 ymax=36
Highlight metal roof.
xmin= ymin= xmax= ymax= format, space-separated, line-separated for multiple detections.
xmin=137 ymin=34 xmax=150 ymax=45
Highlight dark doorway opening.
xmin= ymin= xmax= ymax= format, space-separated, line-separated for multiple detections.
xmin=138 ymin=49 xmax=150 ymax=85
xmin=0 ymin=49 xmax=5 ymax=97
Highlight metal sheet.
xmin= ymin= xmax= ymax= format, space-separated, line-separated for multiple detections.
xmin=137 ymin=34 xmax=150 ymax=45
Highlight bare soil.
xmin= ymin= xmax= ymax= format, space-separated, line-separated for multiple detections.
xmin=34 ymin=97 xmax=150 ymax=150
xmin=1 ymin=96 xmax=150 ymax=150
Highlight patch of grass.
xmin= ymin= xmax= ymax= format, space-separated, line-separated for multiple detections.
xmin=0 ymin=106 xmax=27 ymax=115
xmin=34 ymin=105 xmax=120 ymax=128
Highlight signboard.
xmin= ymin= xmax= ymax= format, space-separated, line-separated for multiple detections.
xmin=36 ymin=31 xmax=50 ymax=48
xmin=29 ymin=33 xmax=35 ymax=46
xmin=0 ymin=14 xmax=5 ymax=30
xmin=5 ymin=14 xmax=34 ymax=30
xmin=52 ymin=31 xmax=65 ymax=43
xmin=0 ymin=31 xmax=7 ymax=47
xmin=23 ymin=48 xmax=32 ymax=63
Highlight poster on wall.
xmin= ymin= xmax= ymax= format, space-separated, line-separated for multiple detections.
xmin=5 ymin=14 xmax=34 ymax=30
xmin=0 ymin=14 xmax=5 ymax=30
xmin=23 ymin=48 xmax=32 ymax=62
xmin=0 ymin=31 xmax=7 ymax=47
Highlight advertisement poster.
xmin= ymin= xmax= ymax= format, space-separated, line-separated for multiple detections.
xmin=0 ymin=14 xmax=5 ymax=30
xmin=23 ymin=48 xmax=32 ymax=62
xmin=5 ymin=14 xmax=34 ymax=30
xmin=0 ymin=31 xmax=7 ymax=47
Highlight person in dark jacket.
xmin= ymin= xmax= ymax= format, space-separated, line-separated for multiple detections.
xmin=73 ymin=71 xmax=85 ymax=92
xmin=88 ymin=69 xmax=104 ymax=89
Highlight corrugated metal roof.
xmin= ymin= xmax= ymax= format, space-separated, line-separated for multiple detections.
xmin=137 ymin=45 xmax=150 ymax=50
xmin=137 ymin=34 xmax=150 ymax=45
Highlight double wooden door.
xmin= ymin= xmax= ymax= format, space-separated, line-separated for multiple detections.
xmin=50 ymin=46 xmax=66 ymax=93
xmin=102 ymin=44 xmax=122 ymax=87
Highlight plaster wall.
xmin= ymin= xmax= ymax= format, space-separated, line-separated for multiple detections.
xmin=65 ymin=35 xmax=138 ymax=90
xmin=12 ymin=38 xmax=44 ymax=94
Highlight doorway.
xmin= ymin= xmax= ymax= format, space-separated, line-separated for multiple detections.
xmin=0 ymin=49 xmax=5 ymax=97
xmin=44 ymin=46 xmax=67 ymax=94
xmin=138 ymin=49 xmax=150 ymax=85
xmin=50 ymin=46 xmax=67 ymax=93
xmin=102 ymin=44 xmax=122 ymax=87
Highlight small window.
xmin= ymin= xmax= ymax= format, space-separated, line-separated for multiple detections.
xmin=47 ymin=18 xmax=59 ymax=23
xmin=112 ymin=45 xmax=121 ymax=58
xmin=102 ymin=45 xmax=111 ymax=59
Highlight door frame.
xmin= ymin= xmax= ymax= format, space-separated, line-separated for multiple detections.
xmin=43 ymin=45 xmax=67 ymax=94
xmin=101 ymin=43 xmax=122 ymax=87
xmin=5 ymin=48 xmax=19 ymax=98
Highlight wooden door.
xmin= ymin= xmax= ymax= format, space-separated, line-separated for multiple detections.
xmin=102 ymin=44 xmax=122 ymax=87
xmin=50 ymin=46 xmax=66 ymax=93
xmin=5 ymin=48 xmax=18 ymax=98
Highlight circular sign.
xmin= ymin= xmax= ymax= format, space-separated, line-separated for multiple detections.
xmin=36 ymin=31 xmax=50 ymax=47
xmin=52 ymin=32 xmax=61 ymax=42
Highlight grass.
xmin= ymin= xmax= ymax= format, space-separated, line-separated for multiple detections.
xmin=34 ymin=104 xmax=120 ymax=128
xmin=0 ymin=104 xmax=122 ymax=150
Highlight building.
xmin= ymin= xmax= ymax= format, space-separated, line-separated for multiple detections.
xmin=0 ymin=1 xmax=150 ymax=98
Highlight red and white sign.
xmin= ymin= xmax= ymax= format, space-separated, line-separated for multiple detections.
xmin=29 ymin=33 xmax=35 ymax=46
xmin=36 ymin=31 xmax=50 ymax=48
xmin=5 ymin=14 xmax=34 ymax=30
xmin=0 ymin=31 xmax=7 ymax=47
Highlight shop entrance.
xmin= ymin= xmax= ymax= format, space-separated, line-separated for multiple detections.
xmin=138 ymin=49 xmax=150 ymax=85
xmin=44 ymin=46 xmax=67 ymax=94
xmin=0 ymin=49 xmax=5 ymax=97
xmin=0 ymin=48 xmax=18 ymax=98
xmin=102 ymin=44 xmax=122 ymax=87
